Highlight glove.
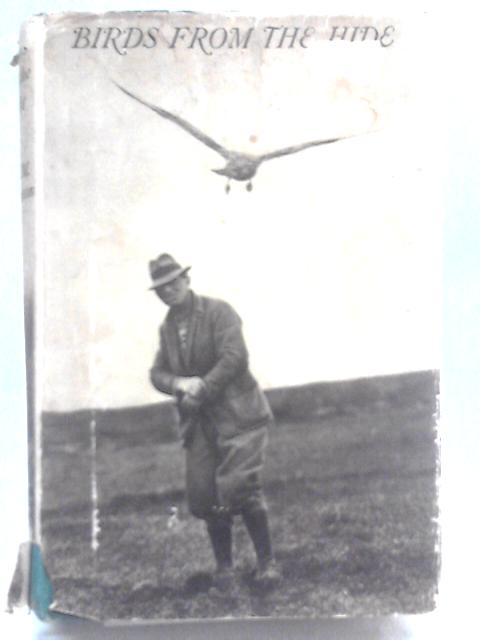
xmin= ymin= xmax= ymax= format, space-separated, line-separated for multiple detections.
xmin=174 ymin=376 xmax=206 ymax=399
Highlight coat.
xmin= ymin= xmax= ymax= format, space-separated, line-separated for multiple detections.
xmin=150 ymin=292 xmax=273 ymax=436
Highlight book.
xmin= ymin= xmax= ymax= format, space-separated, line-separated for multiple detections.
xmin=16 ymin=9 xmax=441 ymax=624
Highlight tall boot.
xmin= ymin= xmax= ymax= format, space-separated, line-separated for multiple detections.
xmin=242 ymin=507 xmax=281 ymax=587
xmin=206 ymin=516 xmax=233 ymax=571
xmin=241 ymin=507 xmax=273 ymax=569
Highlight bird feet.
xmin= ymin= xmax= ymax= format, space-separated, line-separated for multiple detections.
xmin=224 ymin=180 xmax=253 ymax=193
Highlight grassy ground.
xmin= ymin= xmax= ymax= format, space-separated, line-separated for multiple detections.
xmin=41 ymin=381 xmax=439 ymax=621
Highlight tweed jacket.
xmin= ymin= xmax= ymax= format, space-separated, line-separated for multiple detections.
xmin=150 ymin=292 xmax=273 ymax=433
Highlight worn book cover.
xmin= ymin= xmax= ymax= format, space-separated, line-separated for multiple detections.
xmin=17 ymin=9 xmax=441 ymax=624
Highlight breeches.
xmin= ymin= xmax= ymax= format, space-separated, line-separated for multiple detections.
xmin=185 ymin=419 xmax=269 ymax=519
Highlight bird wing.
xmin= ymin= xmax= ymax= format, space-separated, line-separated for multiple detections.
xmin=259 ymin=135 xmax=351 ymax=162
xmin=114 ymin=82 xmax=230 ymax=159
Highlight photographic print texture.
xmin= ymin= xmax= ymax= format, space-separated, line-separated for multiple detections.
xmin=20 ymin=11 xmax=441 ymax=622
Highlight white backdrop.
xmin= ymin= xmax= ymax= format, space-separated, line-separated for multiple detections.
xmin=35 ymin=11 xmax=442 ymax=410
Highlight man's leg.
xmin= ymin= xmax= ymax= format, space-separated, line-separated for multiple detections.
xmin=241 ymin=504 xmax=273 ymax=570
xmin=185 ymin=423 xmax=234 ymax=574
xmin=206 ymin=513 xmax=233 ymax=572
xmin=215 ymin=425 xmax=281 ymax=585
xmin=241 ymin=502 xmax=280 ymax=585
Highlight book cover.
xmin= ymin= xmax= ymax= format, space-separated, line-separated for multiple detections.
xmin=17 ymin=9 xmax=441 ymax=623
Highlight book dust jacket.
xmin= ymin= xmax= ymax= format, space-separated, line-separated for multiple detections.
xmin=16 ymin=9 xmax=441 ymax=624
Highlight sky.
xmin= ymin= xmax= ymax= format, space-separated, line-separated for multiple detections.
xmin=28 ymin=10 xmax=444 ymax=411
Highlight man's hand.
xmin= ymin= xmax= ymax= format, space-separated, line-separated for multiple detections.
xmin=174 ymin=376 xmax=206 ymax=399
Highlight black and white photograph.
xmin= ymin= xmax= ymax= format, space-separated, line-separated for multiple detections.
xmin=17 ymin=9 xmax=442 ymax=623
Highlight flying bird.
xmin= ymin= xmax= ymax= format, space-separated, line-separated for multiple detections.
xmin=115 ymin=82 xmax=362 ymax=193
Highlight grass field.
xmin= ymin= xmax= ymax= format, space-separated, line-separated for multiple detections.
xmin=40 ymin=372 xmax=439 ymax=621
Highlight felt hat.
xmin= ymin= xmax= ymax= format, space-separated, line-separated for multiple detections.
xmin=148 ymin=254 xmax=191 ymax=289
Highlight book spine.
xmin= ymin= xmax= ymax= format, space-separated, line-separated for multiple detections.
xmin=18 ymin=16 xmax=46 ymax=550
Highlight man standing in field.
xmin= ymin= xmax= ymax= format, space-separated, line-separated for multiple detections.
xmin=149 ymin=253 xmax=280 ymax=589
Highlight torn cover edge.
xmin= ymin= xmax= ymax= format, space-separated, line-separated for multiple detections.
xmin=7 ymin=16 xmax=54 ymax=621
xmin=7 ymin=542 xmax=54 ymax=621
